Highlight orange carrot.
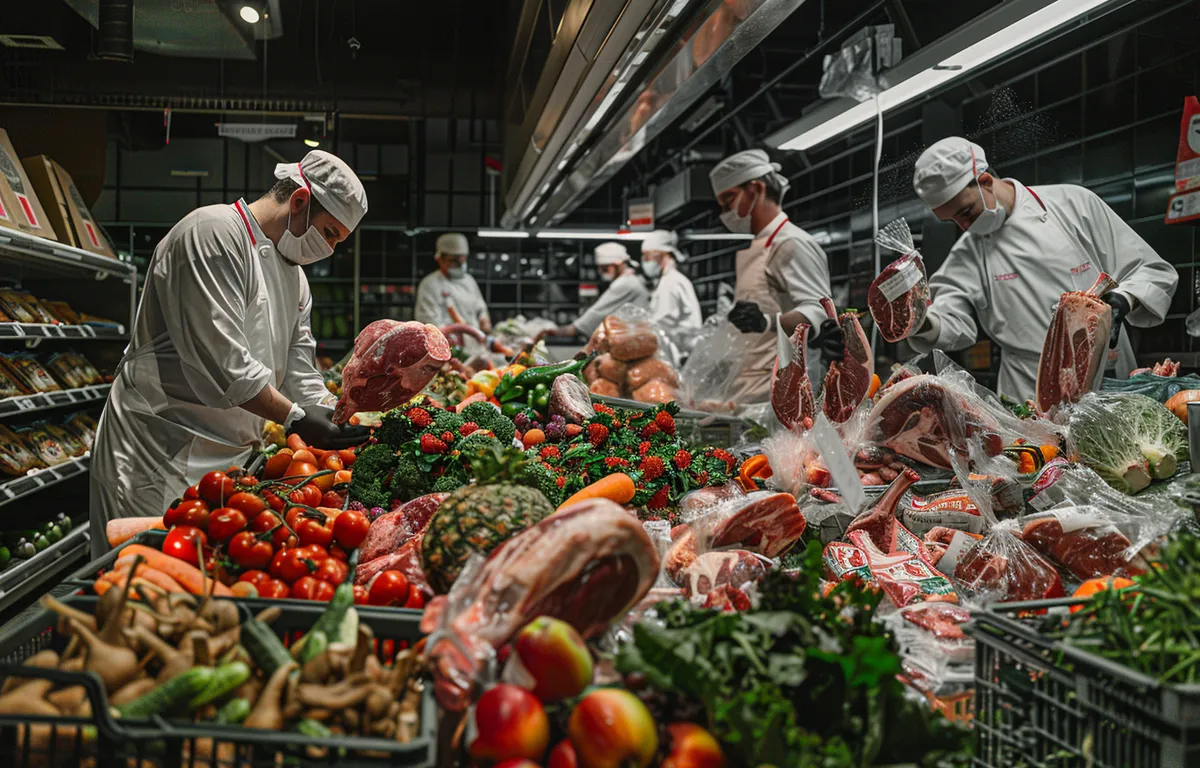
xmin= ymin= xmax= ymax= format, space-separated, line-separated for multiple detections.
xmin=738 ymin=454 xmax=773 ymax=491
xmin=101 ymin=564 xmax=185 ymax=594
xmin=106 ymin=517 xmax=165 ymax=548
xmin=455 ymin=393 xmax=487 ymax=413
xmin=287 ymin=433 xmax=307 ymax=453
xmin=867 ymin=373 xmax=882 ymax=399
xmin=522 ymin=429 xmax=546 ymax=448
xmin=115 ymin=545 xmax=232 ymax=596
xmin=557 ymin=473 xmax=636 ymax=511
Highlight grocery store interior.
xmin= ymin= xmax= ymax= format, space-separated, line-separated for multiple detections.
xmin=0 ymin=0 xmax=1199 ymax=766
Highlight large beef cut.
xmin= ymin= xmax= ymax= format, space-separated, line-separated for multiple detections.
xmin=358 ymin=493 xmax=447 ymax=563
xmin=663 ymin=492 xmax=805 ymax=582
xmin=675 ymin=550 xmax=769 ymax=599
xmin=334 ymin=320 xmax=451 ymax=423
xmin=423 ymin=499 xmax=658 ymax=711
xmin=1021 ymin=515 xmax=1142 ymax=580
xmin=845 ymin=467 xmax=921 ymax=551
xmin=864 ymin=374 xmax=1003 ymax=469
xmin=770 ymin=322 xmax=815 ymax=431
xmin=868 ymin=251 xmax=929 ymax=342
xmin=821 ymin=298 xmax=874 ymax=423
xmin=1035 ymin=272 xmax=1118 ymax=414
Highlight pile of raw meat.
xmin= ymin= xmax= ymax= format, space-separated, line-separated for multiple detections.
xmin=583 ymin=314 xmax=680 ymax=404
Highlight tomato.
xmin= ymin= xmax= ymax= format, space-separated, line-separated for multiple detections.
xmin=289 ymin=484 xmax=322 ymax=508
xmin=176 ymin=503 xmax=211 ymax=531
xmin=338 ymin=448 xmax=357 ymax=468
xmin=257 ymin=578 xmax=290 ymax=599
xmin=329 ymin=543 xmax=350 ymax=562
xmin=297 ymin=544 xmax=329 ymax=562
xmin=403 ymin=584 xmax=426 ymax=609
xmin=296 ymin=517 xmax=334 ymax=549
xmin=333 ymin=509 xmax=370 ymax=550
xmin=238 ymin=475 xmax=259 ymax=487
xmin=262 ymin=490 xmax=285 ymax=512
xmin=198 ymin=471 xmax=236 ymax=506
xmin=353 ymin=585 xmax=370 ymax=605
xmin=323 ymin=453 xmax=344 ymax=472
xmin=249 ymin=511 xmax=292 ymax=548
xmin=367 ymin=570 xmax=411 ymax=606
xmin=238 ymin=569 xmax=271 ymax=586
xmin=291 ymin=576 xmax=335 ymax=601
xmin=321 ymin=490 xmax=346 ymax=509
xmin=165 ymin=498 xmax=208 ymax=529
xmin=334 ymin=470 xmax=353 ymax=485
xmin=315 ymin=557 xmax=349 ymax=585
xmin=309 ymin=471 xmax=336 ymax=493
xmin=183 ymin=485 xmax=201 ymax=501
xmin=286 ymin=461 xmax=319 ymax=479
xmin=163 ymin=526 xmax=207 ymax=565
xmin=208 ymin=508 xmax=248 ymax=542
xmin=263 ymin=449 xmax=293 ymax=480
xmin=292 ymin=449 xmax=317 ymax=465
xmin=227 ymin=492 xmax=267 ymax=517
xmin=228 ymin=531 xmax=274 ymax=570
xmin=271 ymin=547 xmax=319 ymax=584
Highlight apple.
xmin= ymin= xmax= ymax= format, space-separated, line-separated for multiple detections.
xmin=468 ymin=684 xmax=550 ymax=763
xmin=661 ymin=723 xmax=726 ymax=768
xmin=508 ymin=616 xmax=595 ymax=703
xmin=568 ymin=689 xmax=657 ymax=768
xmin=547 ymin=739 xmax=578 ymax=768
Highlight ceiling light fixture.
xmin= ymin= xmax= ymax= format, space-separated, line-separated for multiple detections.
xmin=477 ymin=229 xmax=531 ymax=239
xmin=534 ymin=230 xmax=648 ymax=240
xmin=681 ymin=232 xmax=754 ymax=241
xmin=239 ymin=5 xmax=261 ymax=23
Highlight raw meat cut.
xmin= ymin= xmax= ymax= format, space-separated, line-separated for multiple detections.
xmin=902 ymin=603 xmax=970 ymax=641
xmin=626 ymin=358 xmax=679 ymax=390
xmin=334 ymin=320 xmax=451 ymax=423
xmin=1035 ymin=272 xmax=1118 ymax=414
xmin=881 ymin=366 xmax=917 ymax=393
xmin=1021 ymin=515 xmax=1142 ymax=580
xmin=604 ymin=315 xmax=658 ymax=361
xmin=423 ymin=499 xmax=658 ymax=711
xmin=358 ymin=493 xmax=447 ymax=563
xmin=864 ymin=374 xmax=1003 ymax=469
xmin=589 ymin=379 xmax=621 ymax=397
xmin=1130 ymin=358 xmax=1180 ymax=377
xmin=868 ymin=251 xmax=929 ymax=342
xmin=821 ymin=298 xmax=874 ymax=423
xmin=770 ymin=322 xmax=815 ymax=431
xmin=955 ymin=528 xmax=1064 ymax=603
xmin=549 ymin=374 xmax=595 ymax=424
xmin=633 ymin=379 xmax=674 ymax=403
xmin=663 ymin=492 xmax=805 ymax=582
xmin=845 ymin=468 xmax=921 ymax=551
xmin=675 ymin=550 xmax=769 ymax=599
xmin=701 ymin=585 xmax=752 ymax=611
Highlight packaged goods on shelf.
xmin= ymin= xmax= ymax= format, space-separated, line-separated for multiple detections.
xmin=64 ymin=411 xmax=98 ymax=450
xmin=15 ymin=421 xmax=71 ymax=467
xmin=0 ymin=423 xmax=44 ymax=476
xmin=21 ymin=155 xmax=116 ymax=258
xmin=2 ymin=353 xmax=62 ymax=393
xmin=0 ymin=128 xmax=57 ymax=242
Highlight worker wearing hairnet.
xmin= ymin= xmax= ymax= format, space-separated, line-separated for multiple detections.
xmin=908 ymin=136 xmax=1177 ymax=401
xmin=414 ymin=233 xmax=491 ymax=333
xmin=641 ymin=229 xmax=702 ymax=361
xmin=89 ymin=150 xmax=371 ymax=556
xmin=710 ymin=149 xmax=836 ymax=403
xmin=537 ymin=242 xmax=651 ymax=341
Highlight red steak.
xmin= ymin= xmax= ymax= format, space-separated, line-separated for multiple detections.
xmin=821 ymin=298 xmax=874 ymax=424
xmin=770 ymin=322 xmax=815 ymax=431
xmin=663 ymin=491 xmax=805 ymax=582
xmin=864 ymin=374 xmax=1003 ymax=469
xmin=845 ymin=467 xmax=921 ymax=551
xmin=334 ymin=320 xmax=451 ymax=423
xmin=868 ymin=251 xmax=929 ymax=343
xmin=358 ymin=493 xmax=447 ymax=563
xmin=1035 ymin=272 xmax=1117 ymax=414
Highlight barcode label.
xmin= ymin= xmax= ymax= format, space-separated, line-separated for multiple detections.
xmin=877 ymin=257 xmax=923 ymax=302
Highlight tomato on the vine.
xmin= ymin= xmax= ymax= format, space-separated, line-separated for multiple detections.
xmin=238 ymin=569 xmax=271 ymax=587
xmin=227 ymin=492 xmax=267 ymax=517
xmin=329 ymin=543 xmax=350 ymax=562
xmin=271 ymin=547 xmax=319 ymax=584
xmin=320 ymin=490 xmax=346 ymax=509
xmin=296 ymin=544 xmax=329 ymax=562
xmin=352 ymin=585 xmax=370 ymax=605
xmin=367 ymin=570 xmax=411 ymax=606
xmin=257 ymin=578 xmax=290 ymax=599
xmin=314 ymin=557 xmax=348 ymax=585
xmin=163 ymin=526 xmax=207 ymax=565
xmin=288 ymin=484 xmax=322 ymax=508
xmin=286 ymin=461 xmax=319 ymax=479
xmin=262 ymin=490 xmax=285 ymax=512
xmin=183 ymin=485 xmax=201 ymax=501
xmin=164 ymin=499 xmax=208 ymax=529
xmin=228 ymin=531 xmax=273 ymax=570
xmin=291 ymin=576 xmax=335 ymax=601
xmin=332 ymin=509 xmax=370 ymax=550
xmin=238 ymin=475 xmax=259 ymax=487
xmin=296 ymin=517 xmax=334 ymax=549
xmin=208 ymin=508 xmax=248 ymax=542
xmin=198 ymin=471 xmax=236 ymax=506
xmin=403 ymin=584 xmax=426 ymax=609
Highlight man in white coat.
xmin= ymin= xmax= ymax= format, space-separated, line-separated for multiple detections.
xmin=90 ymin=150 xmax=370 ymax=556
xmin=537 ymin=241 xmax=651 ymax=341
xmin=641 ymin=229 xmax=702 ymax=361
xmin=909 ymin=137 xmax=1178 ymax=401
xmin=414 ymin=233 xmax=491 ymax=332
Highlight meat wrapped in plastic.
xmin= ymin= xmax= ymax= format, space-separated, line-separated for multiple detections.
xmin=954 ymin=520 xmax=1064 ymax=603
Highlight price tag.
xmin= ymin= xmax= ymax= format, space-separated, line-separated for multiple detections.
xmin=810 ymin=414 xmax=866 ymax=514
xmin=877 ymin=256 xmax=923 ymax=302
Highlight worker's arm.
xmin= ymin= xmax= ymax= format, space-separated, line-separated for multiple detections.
xmin=240 ymin=384 xmax=296 ymax=423
xmin=572 ymin=275 xmax=649 ymax=338
xmin=909 ymin=245 xmax=984 ymax=354
xmin=281 ymin=279 xmax=338 ymax=408
xmin=769 ymin=238 xmax=833 ymax=335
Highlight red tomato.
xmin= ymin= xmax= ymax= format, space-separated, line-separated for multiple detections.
xmin=183 ymin=485 xmax=201 ymax=501
xmin=329 ymin=544 xmax=350 ymax=562
xmin=321 ymin=490 xmax=346 ymax=509
xmin=271 ymin=548 xmax=319 ymax=584
xmin=163 ymin=526 xmax=208 ymax=565
xmin=249 ymin=510 xmax=280 ymax=533
xmin=338 ymin=448 xmax=357 ymax=468
xmin=227 ymin=492 xmax=267 ymax=517
xmin=315 ymin=557 xmax=349 ymax=585
xmin=289 ymin=484 xmax=322 ymax=508
xmin=367 ymin=570 xmax=411 ymax=606
xmin=291 ymin=449 xmax=317 ymax=466
xmin=198 ymin=471 xmax=236 ymax=506
xmin=238 ymin=475 xmax=259 ymax=488
xmin=297 ymin=544 xmax=329 ymax=562
xmin=322 ymin=453 xmax=344 ymax=472
xmin=332 ymin=509 xmax=370 ymax=551
xmin=291 ymin=576 xmax=335 ymax=601
xmin=238 ymin=569 xmax=271 ymax=586
xmin=403 ymin=584 xmax=425 ymax=609
xmin=257 ymin=578 xmax=290 ymax=599
xmin=263 ymin=490 xmax=285 ymax=512
xmin=286 ymin=461 xmax=319 ymax=479
xmin=208 ymin=508 xmax=248 ymax=542
xmin=164 ymin=498 xmax=208 ymax=529
xmin=296 ymin=517 xmax=334 ymax=549
xmin=228 ymin=531 xmax=274 ymax=570
xmin=352 ymin=585 xmax=370 ymax=605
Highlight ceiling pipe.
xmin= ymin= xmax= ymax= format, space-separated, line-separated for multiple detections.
xmin=96 ymin=0 xmax=135 ymax=62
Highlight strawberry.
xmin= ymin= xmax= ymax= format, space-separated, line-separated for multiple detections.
xmin=639 ymin=456 xmax=666 ymax=481
xmin=441 ymin=431 xmax=455 ymax=444
xmin=555 ymin=476 xmax=566 ymax=489
xmin=419 ymin=434 xmax=447 ymax=454
xmin=459 ymin=422 xmax=479 ymax=436
xmin=605 ymin=457 xmax=630 ymax=468
xmin=406 ymin=407 xmax=433 ymax=428
xmin=673 ymin=450 xmax=692 ymax=470
xmin=539 ymin=446 xmax=561 ymax=460
xmin=655 ymin=410 xmax=676 ymax=435
xmin=640 ymin=423 xmax=660 ymax=439
xmin=647 ymin=485 xmax=670 ymax=511
xmin=587 ymin=423 xmax=609 ymax=446
xmin=639 ymin=441 xmax=651 ymax=456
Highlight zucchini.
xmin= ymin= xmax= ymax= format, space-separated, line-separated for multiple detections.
xmin=116 ymin=666 xmax=214 ymax=719
xmin=296 ymin=630 xmax=327 ymax=665
xmin=335 ymin=606 xmax=359 ymax=647
xmin=242 ymin=617 xmax=292 ymax=678
xmin=294 ymin=552 xmax=357 ymax=659
xmin=295 ymin=719 xmax=333 ymax=739
xmin=215 ymin=697 xmax=250 ymax=725
xmin=189 ymin=661 xmax=251 ymax=709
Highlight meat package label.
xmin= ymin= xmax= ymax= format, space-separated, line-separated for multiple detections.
xmin=823 ymin=542 xmax=872 ymax=583
xmin=877 ymin=256 xmax=923 ymax=302
xmin=899 ymin=491 xmax=986 ymax=534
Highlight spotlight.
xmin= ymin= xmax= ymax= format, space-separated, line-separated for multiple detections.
xmin=239 ymin=5 xmax=261 ymax=23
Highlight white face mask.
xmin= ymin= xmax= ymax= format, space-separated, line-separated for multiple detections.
xmin=967 ymin=181 xmax=1007 ymax=236
xmin=445 ymin=265 xmax=467 ymax=280
xmin=641 ymin=260 xmax=662 ymax=279
xmin=719 ymin=189 xmax=757 ymax=234
xmin=277 ymin=206 xmax=333 ymax=265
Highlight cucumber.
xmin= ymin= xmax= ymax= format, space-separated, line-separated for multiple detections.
xmin=215 ymin=697 xmax=251 ymax=725
xmin=116 ymin=666 xmax=214 ymax=719
xmin=295 ymin=719 xmax=333 ymax=739
xmin=335 ymin=606 xmax=359 ymax=647
xmin=294 ymin=552 xmax=357 ymax=659
xmin=189 ymin=661 xmax=250 ymax=709
xmin=242 ymin=618 xmax=292 ymax=678
xmin=296 ymin=630 xmax=327 ymax=665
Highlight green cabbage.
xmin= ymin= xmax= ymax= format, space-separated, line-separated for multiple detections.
xmin=1069 ymin=392 xmax=1189 ymax=494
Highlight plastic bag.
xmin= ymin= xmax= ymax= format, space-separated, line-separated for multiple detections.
xmin=589 ymin=305 xmax=682 ymax=405
xmin=886 ymin=602 xmax=975 ymax=664
xmin=0 ymin=424 xmax=44 ymax=476
xmin=1066 ymin=391 xmax=1188 ymax=494
xmin=664 ymin=490 xmax=805 ymax=583
xmin=1101 ymin=372 xmax=1200 ymax=404
xmin=17 ymin=422 xmax=70 ymax=466
xmin=819 ymin=26 xmax=884 ymax=102
xmin=675 ymin=320 xmax=749 ymax=413
xmin=952 ymin=519 xmax=1064 ymax=603
xmin=869 ymin=219 xmax=930 ymax=342
xmin=1020 ymin=505 xmax=1147 ymax=580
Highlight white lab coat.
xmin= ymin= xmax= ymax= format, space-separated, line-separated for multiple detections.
xmin=414 ymin=270 xmax=489 ymax=329
xmin=573 ymin=271 xmax=651 ymax=337
xmin=911 ymin=181 xmax=1178 ymax=400
xmin=649 ymin=264 xmax=702 ymax=360
xmin=89 ymin=200 xmax=334 ymax=556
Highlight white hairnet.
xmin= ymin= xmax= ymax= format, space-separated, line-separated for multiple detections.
xmin=709 ymin=149 xmax=790 ymax=198
xmin=435 ymin=232 xmax=470 ymax=257
xmin=641 ymin=229 xmax=684 ymax=261
xmin=913 ymin=137 xmax=990 ymax=208
xmin=274 ymin=150 xmax=368 ymax=230
xmin=594 ymin=241 xmax=630 ymax=266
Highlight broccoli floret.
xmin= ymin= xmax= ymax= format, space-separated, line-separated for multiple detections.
xmin=431 ymin=408 xmax=465 ymax=433
xmin=432 ymin=468 xmax=469 ymax=493
xmin=523 ymin=461 xmax=566 ymax=506
xmin=348 ymin=443 xmax=399 ymax=509
xmin=374 ymin=408 xmax=414 ymax=449
xmin=389 ymin=452 xmax=429 ymax=503
xmin=458 ymin=432 xmax=503 ymax=456
xmin=461 ymin=402 xmax=516 ymax=445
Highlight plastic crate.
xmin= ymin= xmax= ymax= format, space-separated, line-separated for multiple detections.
xmin=0 ymin=595 xmax=435 ymax=767
xmin=968 ymin=597 xmax=1200 ymax=768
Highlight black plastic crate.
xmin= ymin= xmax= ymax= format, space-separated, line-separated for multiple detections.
xmin=0 ymin=595 xmax=435 ymax=767
xmin=968 ymin=597 xmax=1200 ymax=768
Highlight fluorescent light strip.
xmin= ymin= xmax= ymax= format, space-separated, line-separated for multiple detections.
xmin=780 ymin=0 xmax=1113 ymax=151
xmin=477 ymin=230 xmax=531 ymax=239
xmin=535 ymin=230 xmax=648 ymax=240
xmin=682 ymin=232 xmax=754 ymax=241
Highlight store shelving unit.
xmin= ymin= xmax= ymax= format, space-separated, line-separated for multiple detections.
xmin=0 ymin=384 xmax=112 ymax=419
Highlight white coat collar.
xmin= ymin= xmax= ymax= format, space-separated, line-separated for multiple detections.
xmin=755 ymin=211 xmax=789 ymax=240
xmin=234 ymin=199 xmax=278 ymax=259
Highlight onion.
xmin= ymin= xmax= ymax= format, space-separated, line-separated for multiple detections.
xmin=1164 ymin=390 xmax=1200 ymax=423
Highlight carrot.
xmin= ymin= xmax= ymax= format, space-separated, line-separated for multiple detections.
xmin=287 ymin=434 xmax=307 ymax=453
xmin=738 ymin=454 xmax=773 ymax=492
xmin=101 ymin=565 xmax=185 ymax=594
xmin=455 ymin=392 xmax=488 ymax=413
xmin=106 ymin=517 xmax=165 ymax=548
xmin=867 ymin=373 xmax=882 ymax=399
xmin=264 ymin=449 xmax=293 ymax=480
xmin=565 ymin=424 xmax=584 ymax=437
xmin=115 ymin=545 xmax=232 ymax=597
xmin=522 ymin=429 xmax=546 ymax=448
xmin=557 ymin=473 xmax=636 ymax=510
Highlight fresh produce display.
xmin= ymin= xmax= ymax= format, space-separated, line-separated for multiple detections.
xmin=1068 ymin=391 xmax=1188 ymax=493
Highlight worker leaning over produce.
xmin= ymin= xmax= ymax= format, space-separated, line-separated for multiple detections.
xmin=536 ymin=241 xmax=650 ymax=342
xmin=908 ymin=137 xmax=1178 ymax=401
xmin=90 ymin=150 xmax=371 ymax=557
xmin=414 ymin=232 xmax=491 ymax=333
xmin=641 ymin=229 xmax=702 ymax=362
xmin=710 ymin=149 xmax=838 ymax=403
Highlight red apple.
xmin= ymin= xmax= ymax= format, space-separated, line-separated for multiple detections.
xmin=547 ymin=739 xmax=578 ymax=768
xmin=468 ymin=684 xmax=550 ymax=763
xmin=508 ymin=616 xmax=594 ymax=702
xmin=568 ymin=689 xmax=657 ymax=768
xmin=661 ymin=723 xmax=726 ymax=768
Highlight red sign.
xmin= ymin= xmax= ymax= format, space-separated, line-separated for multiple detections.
xmin=1166 ymin=96 xmax=1200 ymax=225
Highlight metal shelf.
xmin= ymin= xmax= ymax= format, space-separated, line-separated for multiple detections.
xmin=0 ymin=228 xmax=136 ymax=281
xmin=0 ymin=323 xmax=127 ymax=341
xmin=0 ymin=456 xmax=90 ymax=509
xmin=0 ymin=384 xmax=111 ymax=419
xmin=0 ymin=525 xmax=89 ymax=614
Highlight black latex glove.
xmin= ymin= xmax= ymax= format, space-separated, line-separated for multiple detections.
xmin=810 ymin=318 xmax=845 ymax=364
xmin=1104 ymin=292 xmax=1131 ymax=349
xmin=728 ymin=300 xmax=768 ymax=334
xmin=292 ymin=405 xmax=370 ymax=449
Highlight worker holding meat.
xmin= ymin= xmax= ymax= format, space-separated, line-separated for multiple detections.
xmin=536 ymin=241 xmax=651 ymax=342
xmin=414 ymin=233 xmax=491 ymax=333
xmin=90 ymin=150 xmax=371 ymax=557
xmin=908 ymin=137 xmax=1178 ymax=400
xmin=641 ymin=229 xmax=702 ymax=362
xmin=709 ymin=149 xmax=838 ymax=404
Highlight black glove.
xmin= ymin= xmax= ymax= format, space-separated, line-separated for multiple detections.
xmin=1104 ymin=292 xmax=1131 ymax=349
xmin=292 ymin=405 xmax=370 ymax=449
xmin=728 ymin=300 xmax=768 ymax=334
xmin=810 ymin=318 xmax=845 ymax=364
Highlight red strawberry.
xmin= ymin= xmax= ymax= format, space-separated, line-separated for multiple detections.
xmin=555 ymin=476 xmax=566 ymax=489
xmin=640 ymin=423 xmax=660 ymax=439
xmin=459 ymin=422 xmax=479 ymax=436
xmin=647 ymin=485 xmax=670 ymax=510
xmin=673 ymin=450 xmax=692 ymax=470
xmin=639 ymin=456 xmax=666 ymax=481
xmin=540 ymin=446 xmax=560 ymax=460
xmin=406 ymin=407 xmax=433 ymax=428
xmin=587 ymin=423 xmax=609 ymax=446
xmin=419 ymin=434 xmax=448 ymax=454
xmin=655 ymin=411 xmax=676 ymax=435
xmin=441 ymin=431 xmax=455 ymax=443
xmin=639 ymin=441 xmax=651 ymax=456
